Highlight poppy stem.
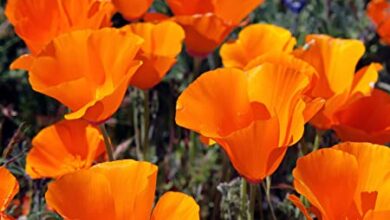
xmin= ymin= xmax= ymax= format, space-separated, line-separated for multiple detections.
xmin=258 ymin=185 xmax=264 ymax=220
xmin=312 ymin=130 xmax=322 ymax=151
xmin=132 ymin=89 xmax=143 ymax=160
xmin=263 ymin=177 xmax=277 ymax=220
xmin=99 ymin=124 xmax=114 ymax=161
xmin=142 ymin=90 xmax=150 ymax=161
xmin=189 ymin=57 xmax=203 ymax=83
xmin=239 ymin=178 xmax=248 ymax=220
xmin=248 ymin=183 xmax=257 ymax=220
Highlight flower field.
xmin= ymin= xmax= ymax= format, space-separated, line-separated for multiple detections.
xmin=0 ymin=0 xmax=389 ymax=219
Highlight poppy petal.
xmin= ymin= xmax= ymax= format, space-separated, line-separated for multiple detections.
xmin=26 ymin=119 xmax=105 ymax=179
xmin=288 ymin=194 xmax=313 ymax=220
xmin=0 ymin=167 xmax=19 ymax=212
xmin=217 ymin=117 xmax=285 ymax=183
xmin=293 ymin=148 xmax=359 ymax=220
xmin=127 ymin=21 xmax=185 ymax=89
xmin=220 ymin=24 xmax=296 ymax=69
xmin=151 ymin=192 xmax=200 ymax=220
xmin=176 ymin=68 xmax=268 ymax=138
xmin=24 ymin=28 xmax=143 ymax=123
xmin=45 ymin=169 xmax=115 ymax=220
xmin=112 ymin=0 xmax=153 ymax=21
xmin=214 ymin=0 xmax=263 ymax=24
xmin=174 ymin=14 xmax=234 ymax=57
xmin=5 ymin=0 xmax=114 ymax=54
xmin=91 ymin=160 xmax=158 ymax=219
xmin=166 ymin=0 xmax=214 ymax=15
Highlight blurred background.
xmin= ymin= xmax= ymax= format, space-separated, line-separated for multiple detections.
xmin=0 ymin=0 xmax=389 ymax=219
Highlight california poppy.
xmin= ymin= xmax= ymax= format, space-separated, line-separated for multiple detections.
xmin=5 ymin=0 xmax=114 ymax=55
xmin=290 ymin=142 xmax=390 ymax=220
xmin=176 ymin=53 xmax=323 ymax=182
xmin=157 ymin=0 xmax=264 ymax=57
xmin=332 ymin=89 xmax=390 ymax=144
xmin=112 ymin=0 xmax=153 ymax=21
xmin=367 ymin=0 xmax=390 ymax=44
xmin=0 ymin=167 xmax=19 ymax=220
xmin=294 ymin=35 xmax=379 ymax=129
xmin=26 ymin=119 xmax=105 ymax=179
xmin=124 ymin=21 xmax=185 ymax=89
xmin=220 ymin=23 xmax=296 ymax=69
xmin=45 ymin=160 xmax=200 ymax=220
xmin=11 ymin=28 xmax=143 ymax=123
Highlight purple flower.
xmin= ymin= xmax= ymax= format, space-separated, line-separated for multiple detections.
xmin=283 ymin=0 xmax=307 ymax=13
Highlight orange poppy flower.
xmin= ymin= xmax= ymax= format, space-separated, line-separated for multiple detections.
xmin=367 ymin=0 xmax=390 ymax=44
xmin=294 ymin=35 xmax=379 ymax=129
xmin=332 ymin=89 xmax=390 ymax=144
xmin=11 ymin=28 xmax=143 ymax=123
xmin=45 ymin=160 xmax=200 ymax=220
xmin=112 ymin=0 xmax=153 ymax=21
xmin=124 ymin=21 xmax=185 ymax=89
xmin=162 ymin=0 xmax=263 ymax=57
xmin=176 ymin=53 xmax=323 ymax=182
xmin=5 ymin=0 xmax=114 ymax=55
xmin=220 ymin=23 xmax=296 ymax=69
xmin=290 ymin=142 xmax=390 ymax=220
xmin=26 ymin=119 xmax=105 ymax=179
xmin=0 ymin=167 xmax=19 ymax=220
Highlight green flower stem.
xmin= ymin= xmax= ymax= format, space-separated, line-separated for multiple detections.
xmin=263 ymin=177 xmax=277 ymax=220
xmin=312 ymin=129 xmax=322 ymax=152
xmin=248 ymin=183 xmax=257 ymax=220
xmin=239 ymin=178 xmax=248 ymax=220
xmin=99 ymin=124 xmax=114 ymax=161
xmin=142 ymin=90 xmax=150 ymax=161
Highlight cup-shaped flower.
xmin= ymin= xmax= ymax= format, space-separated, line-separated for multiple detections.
xmin=367 ymin=0 xmax=390 ymax=45
xmin=0 ymin=167 xmax=19 ymax=220
xmin=112 ymin=0 xmax=153 ymax=21
xmin=164 ymin=0 xmax=264 ymax=57
xmin=220 ymin=23 xmax=296 ymax=69
xmin=176 ymin=53 xmax=323 ymax=182
xmin=294 ymin=35 xmax=379 ymax=129
xmin=290 ymin=142 xmax=390 ymax=220
xmin=332 ymin=89 xmax=390 ymax=144
xmin=5 ymin=0 xmax=114 ymax=55
xmin=26 ymin=119 xmax=105 ymax=179
xmin=45 ymin=160 xmax=200 ymax=220
xmin=11 ymin=28 xmax=143 ymax=123
xmin=124 ymin=21 xmax=185 ymax=90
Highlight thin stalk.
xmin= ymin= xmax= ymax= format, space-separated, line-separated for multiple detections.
xmin=248 ymin=183 xmax=257 ymax=220
xmin=143 ymin=90 xmax=150 ymax=161
xmin=132 ymin=89 xmax=143 ymax=160
xmin=312 ymin=130 xmax=322 ymax=152
xmin=239 ymin=178 xmax=248 ymax=220
xmin=263 ymin=177 xmax=277 ymax=220
xmin=258 ymin=185 xmax=264 ymax=220
xmin=189 ymin=57 xmax=203 ymax=83
xmin=99 ymin=124 xmax=114 ymax=161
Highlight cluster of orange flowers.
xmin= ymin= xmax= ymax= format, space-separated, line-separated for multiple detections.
xmin=1 ymin=0 xmax=390 ymax=219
